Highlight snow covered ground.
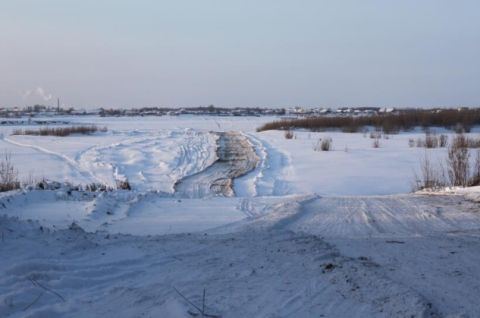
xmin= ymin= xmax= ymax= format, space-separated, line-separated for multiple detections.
xmin=2 ymin=116 xmax=476 ymax=195
xmin=1 ymin=128 xmax=217 ymax=193
xmin=1 ymin=116 xmax=480 ymax=317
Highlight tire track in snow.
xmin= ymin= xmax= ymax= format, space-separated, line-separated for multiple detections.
xmin=1 ymin=217 xmax=438 ymax=318
xmin=275 ymin=195 xmax=480 ymax=238
xmin=174 ymin=131 xmax=259 ymax=198
xmin=3 ymin=136 xmax=101 ymax=183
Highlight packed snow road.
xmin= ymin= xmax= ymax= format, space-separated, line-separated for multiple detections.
xmin=1 ymin=191 xmax=480 ymax=317
xmin=174 ymin=131 xmax=259 ymax=198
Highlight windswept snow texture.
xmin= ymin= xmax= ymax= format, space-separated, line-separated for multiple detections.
xmin=1 ymin=128 xmax=218 ymax=193
xmin=2 ymin=193 xmax=480 ymax=317
xmin=78 ymin=129 xmax=218 ymax=193
xmin=279 ymin=194 xmax=480 ymax=318
xmin=0 ymin=189 xmax=299 ymax=235
xmin=281 ymin=194 xmax=480 ymax=238
xmin=2 ymin=115 xmax=478 ymax=196
xmin=2 ymin=116 xmax=480 ymax=317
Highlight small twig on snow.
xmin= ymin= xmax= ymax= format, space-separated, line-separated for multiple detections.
xmin=29 ymin=277 xmax=65 ymax=302
xmin=202 ymin=288 xmax=206 ymax=315
xmin=173 ymin=286 xmax=203 ymax=314
xmin=23 ymin=292 xmax=43 ymax=311
xmin=385 ymin=240 xmax=405 ymax=244
xmin=173 ymin=286 xmax=221 ymax=318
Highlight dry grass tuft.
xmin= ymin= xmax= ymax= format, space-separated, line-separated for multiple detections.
xmin=284 ymin=130 xmax=294 ymax=139
xmin=0 ymin=153 xmax=20 ymax=192
xmin=313 ymin=137 xmax=333 ymax=151
xmin=257 ymin=109 xmax=480 ymax=133
xmin=12 ymin=125 xmax=107 ymax=137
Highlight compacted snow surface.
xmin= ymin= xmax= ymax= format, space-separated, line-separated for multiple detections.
xmin=1 ymin=116 xmax=480 ymax=317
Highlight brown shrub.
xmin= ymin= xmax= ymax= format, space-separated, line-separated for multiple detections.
xmin=424 ymin=133 xmax=439 ymax=148
xmin=414 ymin=153 xmax=447 ymax=190
xmin=313 ymin=137 xmax=332 ymax=151
xmin=12 ymin=125 xmax=107 ymax=137
xmin=439 ymin=134 xmax=448 ymax=147
xmin=415 ymin=132 xmax=448 ymax=148
xmin=257 ymin=108 xmax=480 ymax=133
xmin=284 ymin=130 xmax=294 ymax=139
xmin=470 ymin=150 xmax=480 ymax=186
xmin=116 ymin=179 xmax=131 ymax=190
xmin=447 ymin=134 xmax=470 ymax=187
xmin=466 ymin=136 xmax=480 ymax=148
xmin=0 ymin=153 xmax=21 ymax=192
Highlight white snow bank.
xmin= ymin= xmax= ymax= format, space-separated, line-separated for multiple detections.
xmin=419 ymin=185 xmax=480 ymax=202
xmin=0 ymin=190 xmax=294 ymax=235
xmin=0 ymin=216 xmax=437 ymax=318
xmin=1 ymin=128 xmax=218 ymax=193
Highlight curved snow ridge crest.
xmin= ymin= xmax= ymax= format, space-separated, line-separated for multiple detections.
xmin=234 ymin=133 xmax=295 ymax=197
xmin=76 ymin=130 xmax=218 ymax=193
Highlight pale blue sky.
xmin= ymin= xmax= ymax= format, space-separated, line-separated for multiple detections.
xmin=1 ymin=1 xmax=479 ymax=108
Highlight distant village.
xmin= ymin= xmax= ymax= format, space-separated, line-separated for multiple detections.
xmin=0 ymin=104 xmax=471 ymax=119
